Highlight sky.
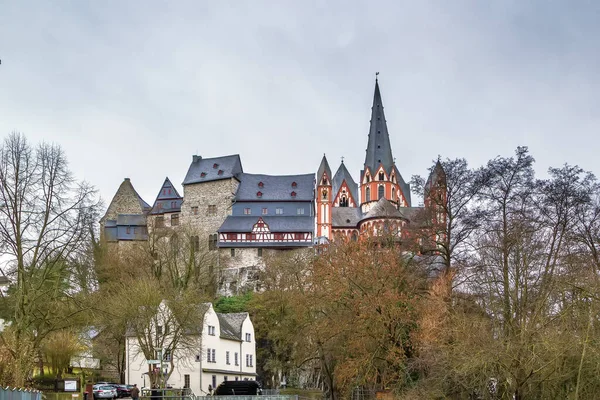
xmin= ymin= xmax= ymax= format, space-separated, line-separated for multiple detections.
xmin=1 ymin=1 xmax=600 ymax=209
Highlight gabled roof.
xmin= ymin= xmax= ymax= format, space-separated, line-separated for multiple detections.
xmin=101 ymin=178 xmax=151 ymax=223
xmin=183 ymin=154 xmax=243 ymax=185
xmin=332 ymin=162 xmax=358 ymax=205
xmin=332 ymin=207 xmax=362 ymax=228
xmin=150 ymin=177 xmax=184 ymax=215
xmin=235 ymin=173 xmax=314 ymax=201
xmin=393 ymin=165 xmax=412 ymax=207
xmin=217 ymin=312 xmax=248 ymax=341
xmin=317 ymin=155 xmax=332 ymax=183
xmin=364 ymin=78 xmax=395 ymax=176
xmin=218 ymin=216 xmax=314 ymax=233
xmin=362 ymin=198 xmax=408 ymax=221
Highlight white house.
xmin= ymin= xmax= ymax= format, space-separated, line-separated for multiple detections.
xmin=125 ymin=303 xmax=257 ymax=396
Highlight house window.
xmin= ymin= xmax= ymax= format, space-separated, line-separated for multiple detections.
xmin=192 ymin=206 xmax=199 ymax=215
xmin=340 ymin=196 xmax=348 ymax=207
xmin=322 ymin=177 xmax=328 ymax=185
xmin=379 ymin=172 xmax=384 ymax=181
xmin=207 ymin=348 xmax=211 ymax=362
xmin=212 ymin=376 xmax=217 ymax=389
xmin=378 ymin=185 xmax=385 ymax=200
xmin=208 ymin=325 xmax=215 ymax=336
xmin=126 ymin=227 xmax=131 ymax=234
xmin=213 ymin=163 xmax=219 ymax=169
xmin=200 ymin=172 xmax=206 ymax=178
xmin=192 ymin=236 xmax=200 ymax=251
xmin=157 ymin=202 xmax=163 ymax=210
xmin=366 ymin=174 xmax=370 ymax=183
xmin=212 ymin=349 xmax=216 ymax=362
xmin=294 ymin=233 xmax=304 ymax=240
xmin=235 ymin=353 xmax=239 ymax=366
xmin=291 ymin=181 xmax=297 ymax=188
xmin=245 ymin=333 xmax=251 ymax=342
xmin=184 ymin=375 xmax=190 ymax=389
xmin=208 ymin=205 xmax=217 ymax=215
xmin=250 ymin=355 xmax=253 ymax=367
xmin=257 ymin=248 xmax=263 ymax=257
xmin=171 ymin=201 xmax=177 ymax=208
xmin=257 ymin=191 xmax=262 ymax=198
xmin=171 ymin=214 xmax=179 ymax=226
xmin=392 ymin=188 xmax=396 ymax=201
xmin=297 ymin=208 xmax=304 ymax=215
xmin=262 ymin=208 xmax=268 ymax=215
xmin=244 ymin=208 xmax=251 ymax=215
xmin=226 ymin=233 xmax=237 ymax=241
xmin=248 ymin=233 xmax=256 ymax=241
xmin=134 ymin=227 xmax=139 ymax=234
xmin=156 ymin=216 xmax=165 ymax=228
xmin=322 ymin=189 xmax=328 ymax=200
xmin=291 ymin=191 xmax=296 ymax=197
xmin=276 ymin=208 xmax=283 ymax=215
xmin=246 ymin=354 xmax=249 ymax=367
xmin=208 ymin=234 xmax=218 ymax=250
xmin=226 ymin=351 xmax=230 ymax=365
xmin=365 ymin=188 xmax=370 ymax=202
xmin=157 ymin=326 xmax=163 ymax=336
xmin=163 ymin=350 xmax=171 ymax=362
xmin=218 ymin=170 xmax=223 ymax=175
xmin=274 ymin=233 xmax=284 ymax=241
xmin=231 ymin=248 xmax=235 ymax=257
xmin=258 ymin=181 xmax=264 ymax=188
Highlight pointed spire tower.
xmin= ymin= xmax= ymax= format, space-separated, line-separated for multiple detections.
xmin=316 ymin=154 xmax=333 ymax=240
xmin=360 ymin=75 xmax=411 ymax=213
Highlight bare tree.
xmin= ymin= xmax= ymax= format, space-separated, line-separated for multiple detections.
xmin=0 ymin=132 xmax=99 ymax=385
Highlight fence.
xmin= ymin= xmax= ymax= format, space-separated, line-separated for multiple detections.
xmin=0 ymin=387 xmax=42 ymax=400
xmin=195 ymin=397 xmax=297 ymax=400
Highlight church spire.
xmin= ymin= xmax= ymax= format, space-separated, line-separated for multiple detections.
xmin=363 ymin=76 xmax=394 ymax=176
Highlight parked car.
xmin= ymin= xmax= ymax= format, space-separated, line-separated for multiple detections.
xmin=215 ymin=380 xmax=262 ymax=396
xmin=93 ymin=385 xmax=117 ymax=399
xmin=115 ymin=385 xmax=131 ymax=398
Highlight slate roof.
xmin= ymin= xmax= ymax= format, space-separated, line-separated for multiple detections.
xmin=425 ymin=160 xmax=446 ymax=190
xmin=218 ymin=216 xmax=314 ymax=233
xmin=235 ymin=173 xmax=314 ymax=201
xmin=332 ymin=207 xmax=362 ymax=228
xmin=364 ymin=79 xmax=395 ymax=176
xmin=116 ymin=214 xmax=147 ymax=226
xmin=363 ymin=198 xmax=408 ymax=221
xmin=183 ymin=154 xmax=243 ymax=185
xmin=393 ymin=165 xmax=412 ymax=207
xmin=317 ymin=155 xmax=332 ymax=182
xmin=150 ymin=177 xmax=184 ymax=215
xmin=100 ymin=178 xmax=151 ymax=223
xmin=332 ymin=162 xmax=358 ymax=205
xmin=217 ymin=312 xmax=248 ymax=341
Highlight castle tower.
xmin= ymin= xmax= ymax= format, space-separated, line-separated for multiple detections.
xmin=424 ymin=160 xmax=447 ymax=245
xmin=360 ymin=77 xmax=411 ymax=213
xmin=316 ymin=154 xmax=333 ymax=240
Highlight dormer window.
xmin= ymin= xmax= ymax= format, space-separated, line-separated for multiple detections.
xmin=366 ymin=175 xmax=370 ymax=183
xmin=257 ymin=191 xmax=262 ymax=198
xmin=291 ymin=191 xmax=297 ymax=197
xmin=322 ymin=178 xmax=328 ymax=185
xmin=218 ymin=170 xmax=223 ymax=175
xmin=213 ymin=163 xmax=219 ymax=169
xmin=258 ymin=182 xmax=264 ymax=188
xmin=291 ymin=182 xmax=297 ymax=188
xmin=200 ymin=172 xmax=206 ymax=178
xmin=379 ymin=172 xmax=384 ymax=181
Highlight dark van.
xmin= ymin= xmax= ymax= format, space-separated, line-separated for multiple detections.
xmin=214 ymin=380 xmax=262 ymax=396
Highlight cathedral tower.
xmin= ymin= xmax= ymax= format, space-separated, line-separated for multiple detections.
xmin=360 ymin=77 xmax=411 ymax=213
xmin=316 ymin=155 xmax=333 ymax=240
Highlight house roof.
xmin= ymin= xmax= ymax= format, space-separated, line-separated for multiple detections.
xmin=332 ymin=207 xmax=362 ymax=228
xmin=183 ymin=154 xmax=243 ymax=185
xmin=150 ymin=177 xmax=183 ymax=215
xmin=218 ymin=216 xmax=314 ymax=233
xmin=393 ymin=165 xmax=412 ymax=207
xmin=116 ymin=214 xmax=147 ymax=226
xmin=332 ymin=162 xmax=358 ymax=205
xmin=217 ymin=312 xmax=248 ymax=341
xmin=235 ymin=173 xmax=314 ymax=201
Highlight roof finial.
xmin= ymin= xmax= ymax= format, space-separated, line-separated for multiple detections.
xmin=341 ymin=156 xmax=345 ymax=163
xmin=375 ymin=71 xmax=379 ymax=82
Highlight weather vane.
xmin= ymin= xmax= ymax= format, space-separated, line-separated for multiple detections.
xmin=376 ymin=71 xmax=379 ymax=81
xmin=341 ymin=156 xmax=345 ymax=163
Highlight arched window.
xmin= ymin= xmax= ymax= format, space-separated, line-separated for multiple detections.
xmin=351 ymin=231 xmax=358 ymax=242
xmin=392 ymin=187 xmax=396 ymax=201
xmin=322 ymin=189 xmax=328 ymax=200
xmin=379 ymin=172 xmax=384 ymax=181
xmin=378 ymin=185 xmax=384 ymax=200
xmin=366 ymin=174 xmax=370 ymax=183
xmin=340 ymin=195 xmax=348 ymax=207
xmin=365 ymin=188 xmax=370 ymax=202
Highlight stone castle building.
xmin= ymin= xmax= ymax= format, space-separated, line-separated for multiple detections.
xmin=100 ymin=78 xmax=445 ymax=295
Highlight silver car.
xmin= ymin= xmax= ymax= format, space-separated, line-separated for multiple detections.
xmin=93 ymin=385 xmax=117 ymax=399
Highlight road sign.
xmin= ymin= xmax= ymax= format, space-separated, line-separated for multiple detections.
xmin=147 ymin=359 xmax=160 ymax=364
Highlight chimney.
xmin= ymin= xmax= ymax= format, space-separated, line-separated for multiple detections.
xmin=192 ymin=155 xmax=202 ymax=163
xmin=124 ymin=178 xmax=130 ymax=181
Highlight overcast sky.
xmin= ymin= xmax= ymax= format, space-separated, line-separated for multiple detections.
xmin=1 ymin=1 xmax=599 ymax=209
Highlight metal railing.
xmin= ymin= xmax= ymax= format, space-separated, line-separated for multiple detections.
xmin=0 ymin=387 xmax=42 ymax=400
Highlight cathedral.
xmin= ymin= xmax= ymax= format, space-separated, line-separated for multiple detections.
xmin=100 ymin=78 xmax=444 ymax=294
